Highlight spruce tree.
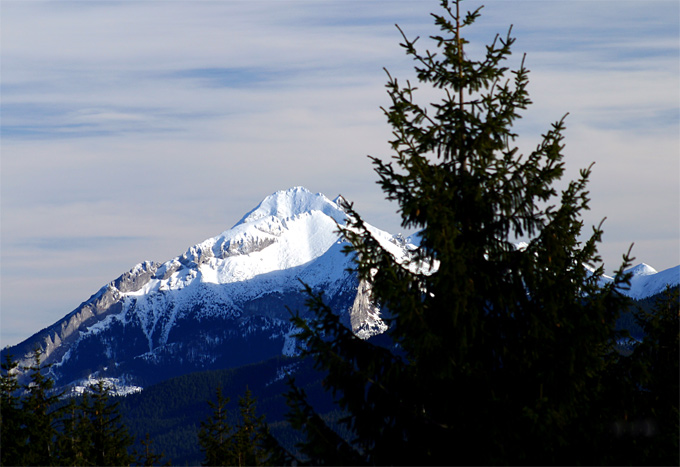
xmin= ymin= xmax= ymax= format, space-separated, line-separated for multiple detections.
xmin=55 ymin=395 xmax=91 ymax=466
xmin=81 ymin=380 xmax=135 ymax=466
xmin=232 ymin=387 xmax=274 ymax=466
xmin=19 ymin=349 xmax=65 ymax=466
xmin=1 ymin=353 xmax=24 ymax=466
xmin=199 ymin=386 xmax=235 ymax=467
xmin=136 ymin=433 xmax=171 ymax=466
xmin=287 ymin=0 xmax=634 ymax=464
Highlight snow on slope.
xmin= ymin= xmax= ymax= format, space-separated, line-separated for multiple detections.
xmin=128 ymin=188 xmax=344 ymax=293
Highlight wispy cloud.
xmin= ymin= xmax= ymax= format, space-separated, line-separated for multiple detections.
xmin=166 ymin=67 xmax=293 ymax=89
xmin=18 ymin=236 xmax=146 ymax=252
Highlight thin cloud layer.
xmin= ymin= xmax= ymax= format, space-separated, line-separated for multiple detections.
xmin=1 ymin=0 xmax=678 ymax=347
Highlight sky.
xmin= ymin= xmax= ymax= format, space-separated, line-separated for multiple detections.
xmin=1 ymin=0 xmax=678 ymax=348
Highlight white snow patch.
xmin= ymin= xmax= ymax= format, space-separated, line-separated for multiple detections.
xmin=282 ymin=327 xmax=300 ymax=357
xmin=67 ymin=375 xmax=142 ymax=397
xmin=267 ymin=362 xmax=301 ymax=386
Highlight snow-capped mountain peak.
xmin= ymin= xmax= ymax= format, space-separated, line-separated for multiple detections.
xmin=4 ymin=187 xmax=678 ymax=396
xmin=174 ymin=188 xmax=352 ymax=287
xmin=233 ymin=187 xmax=346 ymax=227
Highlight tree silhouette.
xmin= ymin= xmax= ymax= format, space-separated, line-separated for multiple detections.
xmin=199 ymin=386 xmax=235 ymax=466
xmin=80 ymin=380 xmax=135 ymax=466
xmin=19 ymin=349 xmax=65 ymax=466
xmin=1 ymin=353 xmax=24 ymax=466
xmin=199 ymin=385 xmax=287 ymax=466
xmin=136 ymin=432 xmax=171 ymax=466
xmin=287 ymin=0 xmax=637 ymax=464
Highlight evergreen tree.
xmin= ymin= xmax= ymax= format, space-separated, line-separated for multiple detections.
xmin=136 ymin=433 xmax=171 ymax=466
xmin=1 ymin=353 xmax=24 ymax=466
xmin=287 ymin=0 xmax=636 ymax=464
xmin=55 ymin=395 xmax=91 ymax=466
xmin=81 ymin=380 xmax=135 ymax=466
xmin=285 ymin=376 xmax=364 ymax=466
xmin=20 ymin=349 xmax=65 ymax=466
xmin=233 ymin=387 xmax=288 ymax=466
xmin=232 ymin=387 xmax=266 ymax=466
xmin=199 ymin=386 xmax=235 ymax=466
xmin=2 ymin=354 xmax=141 ymax=466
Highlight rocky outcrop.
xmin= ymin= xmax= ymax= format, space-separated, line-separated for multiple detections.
xmin=350 ymin=279 xmax=387 ymax=339
xmin=112 ymin=261 xmax=160 ymax=293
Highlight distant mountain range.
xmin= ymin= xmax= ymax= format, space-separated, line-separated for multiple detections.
xmin=4 ymin=186 xmax=678 ymax=395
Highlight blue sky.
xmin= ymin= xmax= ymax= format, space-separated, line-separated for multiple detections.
xmin=1 ymin=0 xmax=678 ymax=347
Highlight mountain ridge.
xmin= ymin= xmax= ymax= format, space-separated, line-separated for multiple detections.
xmin=3 ymin=186 xmax=678 ymax=394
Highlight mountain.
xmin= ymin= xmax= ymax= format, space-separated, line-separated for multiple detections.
xmin=3 ymin=186 xmax=678 ymax=395
xmin=3 ymin=187 xmax=412 ymax=393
